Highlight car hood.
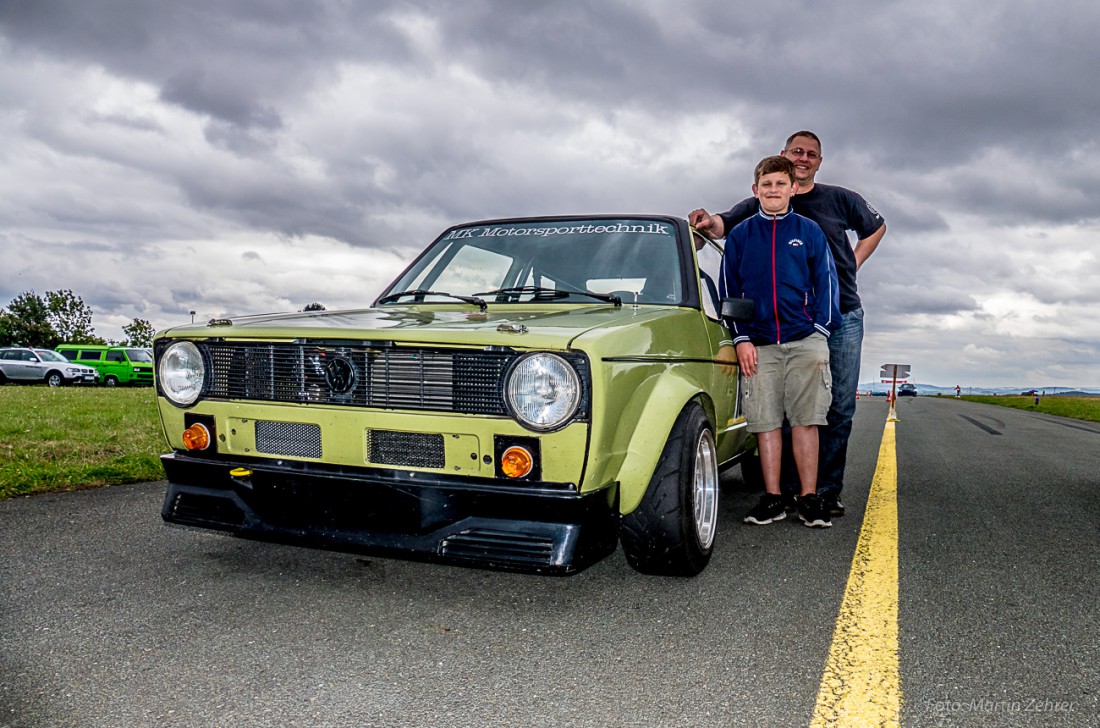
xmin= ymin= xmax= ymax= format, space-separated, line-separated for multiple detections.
xmin=158 ymin=304 xmax=691 ymax=350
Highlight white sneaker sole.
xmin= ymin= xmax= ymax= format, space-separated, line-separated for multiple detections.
xmin=744 ymin=511 xmax=787 ymax=525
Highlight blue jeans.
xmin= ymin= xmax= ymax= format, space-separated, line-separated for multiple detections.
xmin=819 ymin=307 xmax=863 ymax=495
xmin=780 ymin=307 xmax=864 ymax=496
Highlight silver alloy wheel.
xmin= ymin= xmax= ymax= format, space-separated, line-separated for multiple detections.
xmin=692 ymin=429 xmax=719 ymax=549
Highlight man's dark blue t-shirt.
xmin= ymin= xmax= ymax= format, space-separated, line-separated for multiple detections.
xmin=719 ymin=183 xmax=884 ymax=314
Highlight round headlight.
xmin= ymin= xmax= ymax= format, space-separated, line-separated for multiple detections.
xmin=505 ymin=353 xmax=581 ymax=431
xmin=158 ymin=342 xmax=205 ymax=406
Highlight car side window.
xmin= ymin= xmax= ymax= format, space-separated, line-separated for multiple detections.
xmin=79 ymin=351 xmax=99 ymax=361
xmin=695 ymin=238 xmax=724 ymax=322
xmin=21 ymin=350 xmax=38 ymax=362
xmin=107 ymin=351 xmax=126 ymax=362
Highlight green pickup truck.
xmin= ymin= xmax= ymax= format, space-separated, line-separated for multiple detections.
xmin=153 ymin=215 xmax=759 ymax=576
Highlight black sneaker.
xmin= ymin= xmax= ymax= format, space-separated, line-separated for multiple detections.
xmin=743 ymin=494 xmax=787 ymax=525
xmin=820 ymin=492 xmax=845 ymax=517
xmin=781 ymin=494 xmax=798 ymax=513
xmin=797 ymin=494 xmax=832 ymax=528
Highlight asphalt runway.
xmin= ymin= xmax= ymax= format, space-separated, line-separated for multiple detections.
xmin=1 ymin=397 xmax=1097 ymax=727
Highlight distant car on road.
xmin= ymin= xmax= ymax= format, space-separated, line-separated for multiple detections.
xmin=0 ymin=347 xmax=100 ymax=386
xmin=897 ymin=383 xmax=918 ymax=397
xmin=1021 ymin=389 xmax=1039 ymax=396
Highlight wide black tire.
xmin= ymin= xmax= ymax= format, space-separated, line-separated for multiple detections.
xmin=104 ymin=376 xmax=119 ymax=387
xmin=45 ymin=371 xmax=64 ymax=387
xmin=620 ymin=401 xmax=718 ymax=577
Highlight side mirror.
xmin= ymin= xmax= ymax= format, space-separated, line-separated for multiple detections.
xmin=721 ymin=298 xmax=755 ymax=322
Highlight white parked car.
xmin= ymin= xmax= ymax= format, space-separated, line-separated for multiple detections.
xmin=0 ymin=347 xmax=100 ymax=386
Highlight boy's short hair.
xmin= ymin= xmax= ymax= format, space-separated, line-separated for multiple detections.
xmin=754 ymin=155 xmax=796 ymax=184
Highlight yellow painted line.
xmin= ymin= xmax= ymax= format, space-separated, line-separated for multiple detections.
xmin=811 ymin=418 xmax=902 ymax=727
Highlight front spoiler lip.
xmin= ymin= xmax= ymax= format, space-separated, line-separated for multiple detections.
xmin=160 ymin=453 xmax=620 ymax=575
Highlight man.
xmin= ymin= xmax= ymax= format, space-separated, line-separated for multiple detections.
xmin=690 ymin=131 xmax=886 ymax=517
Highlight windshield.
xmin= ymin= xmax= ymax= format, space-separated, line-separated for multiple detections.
xmin=124 ymin=348 xmax=153 ymax=363
xmin=383 ymin=219 xmax=684 ymax=305
xmin=34 ymin=349 xmax=67 ymax=362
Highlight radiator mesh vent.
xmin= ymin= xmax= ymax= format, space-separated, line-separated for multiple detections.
xmin=255 ymin=421 xmax=322 ymax=458
xmin=367 ymin=430 xmax=445 ymax=468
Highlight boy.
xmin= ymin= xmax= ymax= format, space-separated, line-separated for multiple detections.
xmin=692 ymin=131 xmax=886 ymax=519
xmin=718 ymin=156 xmax=840 ymax=528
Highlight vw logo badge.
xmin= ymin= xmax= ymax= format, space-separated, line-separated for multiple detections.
xmin=324 ymin=356 xmax=357 ymax=394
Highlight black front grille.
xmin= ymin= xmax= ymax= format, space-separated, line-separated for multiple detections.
xmin=256 ymin=421 xmax=322 ymax=458
xmin=367 ymin=430 xmax=445 ymax=468
xmin=190 ymin=342 xmax=589 ymax=418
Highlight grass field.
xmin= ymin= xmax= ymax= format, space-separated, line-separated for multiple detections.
xmin=2 ymin=386 xmax=1098 ymax=500
xmin=959 ymin=394 xmax=1100 ymax=423
xmin=0 ymin=386 xmax=166 ymax=499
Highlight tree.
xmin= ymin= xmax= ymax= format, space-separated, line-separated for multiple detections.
xmin=4 ymin=291 xmax=57 ymax=347
xmin=302 ymin=302 xmax=326 ymax=311
xmin=46 ymin=289 xmax=98 ymax=344
xmin=122 ymin=318 xmax=156 ymax=347
xmin=0 ymin=309 xmax=13 ymax=346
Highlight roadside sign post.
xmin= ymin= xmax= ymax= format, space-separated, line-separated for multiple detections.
xmin=880 ymin=363 xmax=911 ymax=422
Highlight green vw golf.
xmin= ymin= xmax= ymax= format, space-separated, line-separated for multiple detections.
xmin=154 ymin=215 xmax=757 ymax=576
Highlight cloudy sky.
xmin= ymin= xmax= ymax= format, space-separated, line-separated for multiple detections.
xmin=2 ymin=0 xmax=1098 ymax=389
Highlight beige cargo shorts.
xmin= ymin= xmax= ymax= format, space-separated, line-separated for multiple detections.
xmin=742 ymin=333 xmax=832 ymax=433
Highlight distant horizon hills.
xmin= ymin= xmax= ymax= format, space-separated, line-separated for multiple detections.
xmin=860 ymin=383 xmax=1100 ymax=397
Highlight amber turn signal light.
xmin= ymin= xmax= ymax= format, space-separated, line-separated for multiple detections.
xmin=182 ymin=423 xmax=211 ymax=451
xmin=500 ymin=445 xmax=534 ymax=479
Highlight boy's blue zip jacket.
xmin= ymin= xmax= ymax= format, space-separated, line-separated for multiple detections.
xmin=718 ymin=207 xmax=840 ymax=346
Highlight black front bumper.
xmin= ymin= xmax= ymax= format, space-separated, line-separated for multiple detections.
xmin=161 ymin=453 xmax=619 ymax=575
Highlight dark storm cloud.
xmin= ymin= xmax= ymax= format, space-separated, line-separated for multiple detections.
xmin=6 ymin=0 xmax=1098 ymax=235
xmin=873 ymin=284 xmax=979 ymax=316
xmin=0 ymin=0 xmax=407 ymax=126
xmin=2 ymin=0 xmax=1099 ymax=385
xmin=6 ymin=0 xmax=1099 ymax=151
xmin=161 ymin=70 xmax=283 ymax=131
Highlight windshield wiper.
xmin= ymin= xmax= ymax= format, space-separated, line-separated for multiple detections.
xmin=477 ymin=286 xmax=621 ymax=306
xmin=377 ymin=289 xmax=487 ymax=311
